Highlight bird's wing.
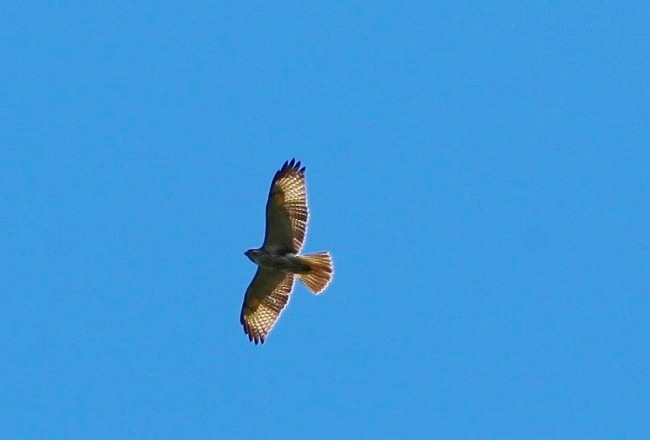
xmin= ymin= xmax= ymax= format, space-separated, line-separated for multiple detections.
xmin=263 ymin=159 xmax=309 ymax=253
xmin=240 ymin=267 xmax=295 ymax=344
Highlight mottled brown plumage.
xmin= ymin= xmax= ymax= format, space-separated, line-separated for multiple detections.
xmin=240 ymin=159 xmax=333 ymax=344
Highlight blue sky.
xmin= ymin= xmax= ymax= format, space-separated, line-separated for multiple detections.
xmin=1 ymin=2 xmax=649 ymax=438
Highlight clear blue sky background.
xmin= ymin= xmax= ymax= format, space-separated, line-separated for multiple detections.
xmin=1 ymin=2 xmax=649 ymax=438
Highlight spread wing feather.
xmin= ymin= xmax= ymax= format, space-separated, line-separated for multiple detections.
xmin=263 ymin=159 xmax=309 ymax=253
xmin=240 ymin=268 xmax=295 ymax=345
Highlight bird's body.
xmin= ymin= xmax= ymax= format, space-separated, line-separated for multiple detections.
xmin=240 ymin=159 xmax=333 ymax=344
xmin=244 ymin=249 xmax=310 ymax=273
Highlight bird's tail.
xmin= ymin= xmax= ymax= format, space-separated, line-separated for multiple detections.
xmin=297 ymin=252 xmax=333 ymax=295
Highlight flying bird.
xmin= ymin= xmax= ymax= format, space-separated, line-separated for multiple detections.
xmin=240 ymin=159 xmax=334 ymax=344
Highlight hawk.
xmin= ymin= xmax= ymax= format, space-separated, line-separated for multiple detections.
xmin=240 ymin=159 xmax=334 ymax=344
